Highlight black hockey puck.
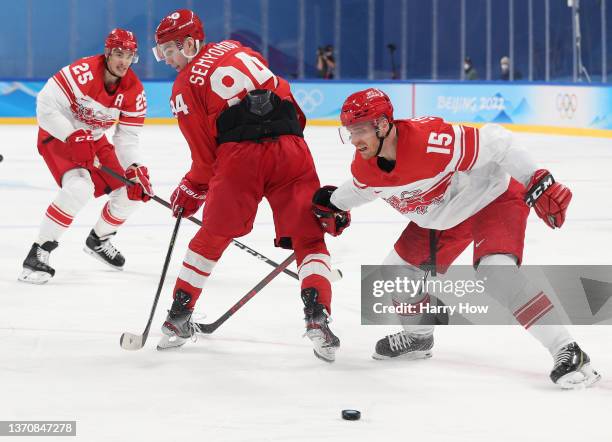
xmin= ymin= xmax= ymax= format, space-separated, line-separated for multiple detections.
xmin=341 ymin=409 xmax=361 ymax=421
xmin=0 ymin=154 xmax=3 ymax=162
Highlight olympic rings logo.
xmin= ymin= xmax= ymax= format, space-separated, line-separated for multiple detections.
xmin=556 ymin=93 xmax=577 ymax=119
xmin=293 ymin=88 xmax=324 ymax=113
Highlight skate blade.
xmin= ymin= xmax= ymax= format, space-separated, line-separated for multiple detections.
xmin=313 ymin=348 xmax=336 ymax=363
xmin=156 ymin=334 xmax=188 ymax=351
xmin=372 ymin=350 xmax=433 ymax=361
xmin=18 ymin=269 xmax=52 ymax=285
xmin=305 ymin=331 xmax=339 ymax=363
xmin=556 ymin=364 xmax=602 ymax=390
xmin=83 ymin=247 xmax=124 ymax=271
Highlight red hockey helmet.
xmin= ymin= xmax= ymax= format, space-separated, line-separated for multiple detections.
xmin=340 ymin=88 xmax=394 ymax=127
xmin=153 ymin=9 xmax=204 ymax=62
xmin=105 ymin=28 xmax=138 ymax=62
xmin=155 ymin=9 xmax=204 ymax=45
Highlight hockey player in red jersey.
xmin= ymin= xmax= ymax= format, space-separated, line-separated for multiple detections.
xmin=152 ymin=9 xmax=339 ymax=361
xmin=313 ymin=88 xmax=600 ymax=387
xmin=19 ymin=29 xmax=153 ymax=284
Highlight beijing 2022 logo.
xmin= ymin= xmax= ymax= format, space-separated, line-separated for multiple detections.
xmin=556 ymin=93 xmax=577 ymax=119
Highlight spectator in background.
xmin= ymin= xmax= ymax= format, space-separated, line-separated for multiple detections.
xmin=464 ymin=57 xmax=478 ymax=80
xmin=499 ymin=56 xmax=522 ymax=81
xmin=316 ymin=45 xmax=336 ymax=79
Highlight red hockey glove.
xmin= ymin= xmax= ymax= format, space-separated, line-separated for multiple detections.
xmin=525 ymin=169 xmax=572 ymax=229
xmin=170 ymin=177 xmax=208 ymax=218
xmin=125 ymin=164 xmax=154 ymax=202
xmin=64 ymin=129 xmax=96 ymax=168
xmin=312 ymin=185 xmax=351 ymax=236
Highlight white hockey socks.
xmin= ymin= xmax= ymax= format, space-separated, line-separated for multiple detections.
xmin=477 ymin=254 xmax=573 ymax=355
xmin=93 ymin=187 xmax=140 ymax=238
xmin=37 ymin=169 xmax=93 ymax=244
xmin=383 ymin=248 xmax=435 ymax=336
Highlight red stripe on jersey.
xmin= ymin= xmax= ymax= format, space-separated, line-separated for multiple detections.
xmin=102 ymin=202 xmax=125 ymax=227
xmin=59 ymin=70 xmax=77 ymax=101
xmin=455 ymin=125 xmax=466 ymax=171
xmin=514 ymin=292 xmax=554 ymax=329
xmin=118 ymin=115 xmax=145 ymax=126
xmin=182 ymin=261 xmax=211 ymax=277
xmin=472 ymin=127 xmax=480 ymax=169
xmin=46 ymin=203 xmax=74 ymax=227
xmin=52 ymin=71 xmax=76 ymax=104
xmin=118 ymin=121 xmax=144 ymax=127
xmin=419 ymin=172 xmax=453 ymax=202
xmin=456 ymin=126 xmax=478 ymax=172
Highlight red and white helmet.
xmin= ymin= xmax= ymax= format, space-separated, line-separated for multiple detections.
xmin=153 ymin=9 xmax=204 ymax=61
xmin=340 ymin=88 xmax=394 ymax=127
xmin=338 ymin=88 xmax=394 ymax=145
xmin=105 ymin=28 xmax=139 ymax=63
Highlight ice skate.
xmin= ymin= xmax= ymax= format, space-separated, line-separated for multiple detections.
xmin=83 ymin=229 xmax=125 ymax=270
xmin=373 ymin=330 xmax=433 ymax=360
xmin=157 ymin=290 xmax=196 ymax=350
xmin=550 ymin=342 xmax=601 ymax=389
xmin=302 ymin=288 xmax=340 ymax=363
xmin=18 ymin=241 xmax=59 ymax=284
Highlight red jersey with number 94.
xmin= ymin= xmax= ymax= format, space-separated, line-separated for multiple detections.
xmin=169 ymin=40 xmax=305 ymax=187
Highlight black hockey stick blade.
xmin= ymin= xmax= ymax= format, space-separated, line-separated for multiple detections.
xmin=195 ymin=253 xmax=296 ymax=334
xmin=97 ymin=164 xmax=299 ymax=281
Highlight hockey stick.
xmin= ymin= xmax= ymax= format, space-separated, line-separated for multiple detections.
xmin=120 ymin=207 xmax=183 ymax=350
xmin=97 ymin=164 xmax=300 ymax=280
xmin=195 ymin=252 xmax=296 ymax=334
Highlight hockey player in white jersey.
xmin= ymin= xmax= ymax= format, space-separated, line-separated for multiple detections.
xmin=311 ymin=88 xmax=600 ymax=389
xmin=19 ymin=29 xmax=153 ymax=284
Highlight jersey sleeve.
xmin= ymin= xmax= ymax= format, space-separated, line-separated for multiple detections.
xmin=470 ymin=123 xmax=538 ymax=187
xmin=175 ymin=84 xmax=217 ymax=187
xmin=36 ymin=73 xmax=77 ymax=141
xmin=112 ymin=80 xmax=146 ymax=168
xmin=330 ymin=176 xmax=379 ymax=211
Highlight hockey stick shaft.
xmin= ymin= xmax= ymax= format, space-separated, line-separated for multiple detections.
xmin=98 ymin=165 xmax=299 ymax=280
xmin=195 ymin=252 xmax=297 ymax=334
xmin=120 ymin=208 xmax=183 ymax=349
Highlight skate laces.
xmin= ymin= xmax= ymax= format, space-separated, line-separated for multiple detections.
xmin=388 ymin=331 xmax=414 ymax=352
xmin=96 ymin=239 xmax=119 ymax=259
xmin=553 ymin=346 xmax=574 ymax=368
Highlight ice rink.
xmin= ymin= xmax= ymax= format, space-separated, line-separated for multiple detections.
xmin=1 ymin=124 xmax=611 ymax=441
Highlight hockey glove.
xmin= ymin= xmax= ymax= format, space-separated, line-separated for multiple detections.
xmin=524 ymin=169 xmax=572 ymax=229
xmin=64 ymin=129 xmax=96 ymax=168
xmin=125 ymin=164 xmax=154 ymax=202
xmin=312 ymin=185 xmax=351 ymax=236
xmin=170 ymin=176 xmax=208 ymax=218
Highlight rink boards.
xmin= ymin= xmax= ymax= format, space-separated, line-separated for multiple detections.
xmin=1 ymin=79 xmax=611 ymax=138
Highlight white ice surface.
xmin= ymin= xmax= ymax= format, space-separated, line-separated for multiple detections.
xmin=1 ymin=125 xmax=611 ymax=442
